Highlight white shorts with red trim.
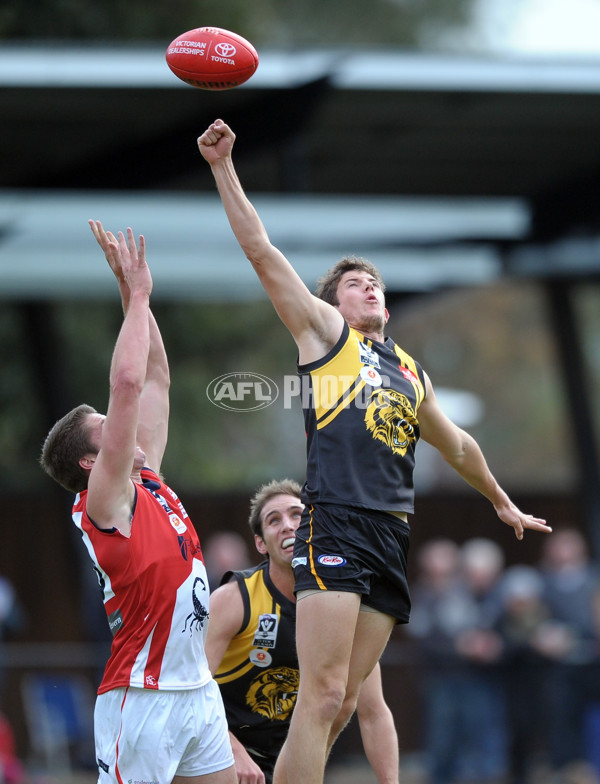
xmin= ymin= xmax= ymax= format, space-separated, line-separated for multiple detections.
xmin=94 ymin=679 xmax=234 ymax=782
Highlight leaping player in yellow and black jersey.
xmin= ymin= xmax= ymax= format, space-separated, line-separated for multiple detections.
xmin=198 ymin=119 xmax=553 ymax=784
xmin=205 ymin=479 xmax=399 ymax=784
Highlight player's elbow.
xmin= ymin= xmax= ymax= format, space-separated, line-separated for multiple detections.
xmin=440 ymin=434 xmax=471 ymax=470
xmin=155 ymin=365 xmax=171 ymax=391
xmin=111 ymin=369 xmax=145 ymax=401
xmin=241 ymin=234 xmax=274 ymax=268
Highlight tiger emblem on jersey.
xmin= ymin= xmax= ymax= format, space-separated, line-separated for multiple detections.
xmin=246 ymin=665 xmax=299 ymax=721
xmin=365 ymin=388 xmax=419 ymax=457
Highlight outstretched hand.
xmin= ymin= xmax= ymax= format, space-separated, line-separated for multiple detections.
xmin=494 ymin=500 xmax=552 ymax=541
xmin=89 ymin=220 xmax=151 ymax=301
xmin=115 ymin=227 xmax=152 ymax=298
xmin=197 ymin=119 xmax=235 ymax=164
xmin=89 ymin=219 xmax=130 ymax=308
xmin=89 ymin=219 xmax=124 ymax=280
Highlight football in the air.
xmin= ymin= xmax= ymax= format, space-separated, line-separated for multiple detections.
xmin=166 ymin=27 xmax=259 ymax=90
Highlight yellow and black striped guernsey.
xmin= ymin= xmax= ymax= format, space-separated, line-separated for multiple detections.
xmin=215 ymin=562 xmax=299 ymax=765
xmin=299 ymin=322 xmax=426 ymax=513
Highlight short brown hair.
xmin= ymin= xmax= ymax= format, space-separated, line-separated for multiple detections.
xmin=40 ymin=404 xmax=98 ymax=493
xmin=248 ymin=478 xmax=302 ymax=538
xmin=315 ymin=256 xmax=386 ymax=305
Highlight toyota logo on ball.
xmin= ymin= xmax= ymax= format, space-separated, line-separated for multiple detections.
xmin=215 ymin=42 xmax=236 ymax=57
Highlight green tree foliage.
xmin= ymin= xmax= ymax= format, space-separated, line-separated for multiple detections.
xmin=0 ymin=0 xmax=475 ymax=48
xmin=11 ymin=282 xmax=600 ymax=495
xmin=17 ymin=298 xmax=306 ymax=494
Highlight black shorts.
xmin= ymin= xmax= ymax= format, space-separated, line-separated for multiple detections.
xmin=291 ymin=502 xmax=411 ymax=623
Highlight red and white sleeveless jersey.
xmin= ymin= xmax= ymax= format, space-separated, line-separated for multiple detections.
xmin=72 ymin=468 xmax=211 ymax=694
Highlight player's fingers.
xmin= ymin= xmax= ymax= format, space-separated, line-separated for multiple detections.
xmin=92 ymin=219 xmax=111 ymax=249
xmin=89 ymin=219 xmax=102 ymax=242
xmin=116 ymin=231 xmax=128 ymax=256
xmin=125 ymin=227 xmax=138 ymax=258
xmin=105 ymin=241 xmax=119 ymax=263
xmin=524 ymin=519 xmax=553 ymax=533
xmin=514 ymin=524 xmax=524 ymax=541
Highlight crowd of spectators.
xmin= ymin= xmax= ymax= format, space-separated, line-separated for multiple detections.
xmin=406 ymin=527 xmax=600 ymax=784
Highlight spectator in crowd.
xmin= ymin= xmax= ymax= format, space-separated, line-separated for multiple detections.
xmin=408 ymin=538 xmax=507 ymax=784
xmin=0 ymin=575 xmax=26 ymax=701
xmin=0 ymin=577 xmax=26 ymax=784
xmin=496 ymin=564 xmax=551 ymax=784
xmin=0 ymin=712 xmax=25 ymax=784
xmin=454 ymin=539 xmax=507 ymax=782
xmin=535 ymin=528 xmax=600 ymax=778
xmin=204 ymin=531 xmax=254 ymax=591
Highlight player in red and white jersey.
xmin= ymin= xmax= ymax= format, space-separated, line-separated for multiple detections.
xmin=72 ymin=466 xmax=209 ymax=692
xmin=40 ymin=222 xmax=235 ymax=784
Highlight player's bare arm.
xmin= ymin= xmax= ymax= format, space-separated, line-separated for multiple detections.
xmin=205 ymin=580 xmax=246 ymax=674
xmin=419 ymin=374 xmax=551 ymax=540
xmin=227 ymin=731 xmax=266 ymax=784
xmin=85 ymin=230 xmax=152 ymax=533
xmin=198 ymin=119 xmax=343 ymax=365
xmin=134 ymin=307 xmax=170 ymax=475
xmin=204 ymin=580 xmax=268 ymax=780
xmin=204 ymin=581 xmax=265 ymax=784
xmin=90 ymin=222 xmax=169 ymax=474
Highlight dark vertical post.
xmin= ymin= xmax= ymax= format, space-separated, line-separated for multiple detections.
xmin=545 ymin=279 xmax=600 ymax=557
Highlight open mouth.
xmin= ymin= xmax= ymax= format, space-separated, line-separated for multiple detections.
xmin=283 ymin=537 xmax=295 ymax=550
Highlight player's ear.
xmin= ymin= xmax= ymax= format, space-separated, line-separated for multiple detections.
xmin=79 ymin=454 xmax=96 ymax=471
xmin=384 ymin=307 xmax=390 ymax=323
xmin=255 ymin=534 xmax=268 ymax=556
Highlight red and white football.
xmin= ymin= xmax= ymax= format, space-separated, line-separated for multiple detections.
xmin=166 ymin=27 xmax=259 ymax=90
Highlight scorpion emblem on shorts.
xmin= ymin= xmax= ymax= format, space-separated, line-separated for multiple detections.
xmin=182 ymin=576 xmax=209 ymax=635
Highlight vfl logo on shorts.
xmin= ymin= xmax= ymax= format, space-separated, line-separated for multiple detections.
xmin=292 ymin=557 xmax=307 ymax=569
xmin=317 ymin=555 xmax=346 ymax=567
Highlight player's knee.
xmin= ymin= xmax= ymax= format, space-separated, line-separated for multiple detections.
xmin=301 ymin=677 xmax=346 ymax=725
xmin=337 ymin=692 xmax=358 ymax=730
xmin=321 ymin=688 xmax=346 ymax=725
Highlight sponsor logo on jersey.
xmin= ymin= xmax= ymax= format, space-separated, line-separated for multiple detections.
xmin=357 ymin=339 xmax=381 ymax=368
xmin=250 ymin=648 xmax=273 ymax=667
xmin=165 ymin=486 xmax=189 ymax=518
xmin=399 ymin=366 xmax=419 ymax=385
xmin=317 ymin=554 xmax=346 ymax=566
xmin=126 ymin=778 xmax=158 ymax=784
xmin=168 ymin=513 xmax=187 ymax=534
xmin=107 ymin=609 xmax=123 ymax=637
xmin=360 ymin=366 xmax=382 ymax=386
xmin=253 ymin=613 xmax=278 ymax=648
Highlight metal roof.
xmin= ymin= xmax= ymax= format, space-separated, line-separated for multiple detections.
xmin=2 ymin=44 xmax=600 ymax=298
xmin=0 ymin=190 xmax=528 ymax=300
